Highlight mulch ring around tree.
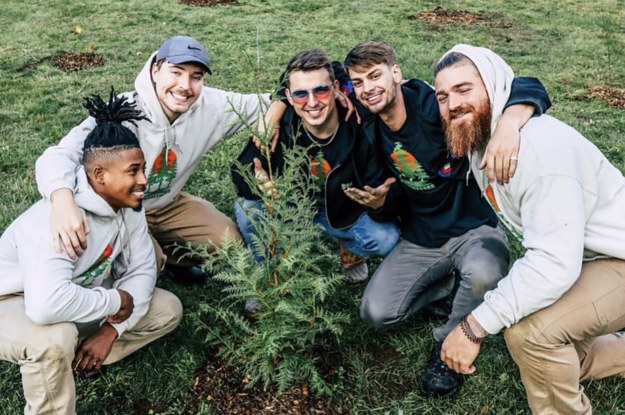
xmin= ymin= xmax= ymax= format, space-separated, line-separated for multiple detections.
xmin=18 ymin=52 xmax=105 ymax=73
xmin=190 ymin=356 xmax=347 ymax=415
xmin=586 ymin=86 xmax=625 ymax=109
xmin=411 ymin=6 xmax=507 ymax=26
xmin=179 ymin=0 xmax=237 ymax=6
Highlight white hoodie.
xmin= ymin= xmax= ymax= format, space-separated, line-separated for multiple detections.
xmin=35 ymin=52 xmax=269 ymax=211
xmin=0 ymin=168 xmax=156 ymax=335
xmin=439 ymin=45 xmax=625 ymax=335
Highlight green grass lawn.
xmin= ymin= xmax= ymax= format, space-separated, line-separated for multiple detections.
xmin=1 ymin=0 xmax=625 ymax=413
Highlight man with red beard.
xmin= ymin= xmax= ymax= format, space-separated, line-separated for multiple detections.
xmin=341 ymin=40 xmax=550 ymax=398
xmin=435 ymin=44 xmax=625 ymax=414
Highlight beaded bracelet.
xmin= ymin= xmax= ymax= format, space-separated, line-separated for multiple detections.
xmin=460 ymin=316 xmax=484 ymax=344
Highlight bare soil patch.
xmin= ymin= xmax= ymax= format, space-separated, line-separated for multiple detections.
xmin=586 ymin=86 xmax=625 ymax=109
xmin=190 ymin=355 xmax=346 ymax=414
xmin=18 ymin=52 xmax=105 ymax=73
xmin=179 ymin=0 xmax=237 ymax=6
xmin=411 ymin=6 xmax=508 ymax=27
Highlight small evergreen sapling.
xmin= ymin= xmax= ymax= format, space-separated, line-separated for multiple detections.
xmin=193 ymin=104 xmax=351 ymax=396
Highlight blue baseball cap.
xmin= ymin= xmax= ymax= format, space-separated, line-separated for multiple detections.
xmin=156 ymin=35 xmax=212 ymax=74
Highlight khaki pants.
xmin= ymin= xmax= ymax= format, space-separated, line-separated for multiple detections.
xmin=0 ymin=288 xmax=183 ymax=415
xmin=504 ymin=258 xmax=625 ymax=415
xmin=146 ymin=192 xmax=241 ymax=271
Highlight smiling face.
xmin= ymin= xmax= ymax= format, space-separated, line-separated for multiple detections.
xmin=286 ymin=68 xmax=339 ymax=132
xmin=347 ymin=62 xmax=402 ymax=116
xmin=435 ymin=61 xmax=492 ymax=157
xmin=94 ymin=147 xmax=148 ymax=212
xmin=151 ymin=60 xmax=205 ymax=123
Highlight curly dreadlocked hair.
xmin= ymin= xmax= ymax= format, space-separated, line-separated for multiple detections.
xmin=82 ymin=87 xmax=149 ymax=167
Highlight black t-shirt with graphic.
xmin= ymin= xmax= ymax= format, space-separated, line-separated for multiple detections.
xmin=375 ymin=82 xmax=497 ymax=248
xmin=295 ymin=124 xmax=347 ymax=206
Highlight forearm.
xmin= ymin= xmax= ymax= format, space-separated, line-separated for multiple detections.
xmin=36 ymin=118 xmax=92 ymax=198
xmin=110 ymin=215 xmax=157 ymax=334
xmin=507 ymin=77 xmax=551 ymax=116
xmin=500 ymin=104 xmax=535 ymax=130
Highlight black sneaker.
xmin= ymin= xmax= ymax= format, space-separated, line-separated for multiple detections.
xmin=421 ymin=342 xmax=463 ymax=398
xmin=422 ymin=294 xmax=453 ymax=321
xmin=422 ymin=270 xmax=459 ymax=321
xmin=165 ymin=265 xmax=207 ymax=284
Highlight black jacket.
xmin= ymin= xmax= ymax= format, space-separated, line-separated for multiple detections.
xmin=232 ymin=104 xmax=392 ymax=229
xmin=361 ymin=76 xmax=551 ymax=248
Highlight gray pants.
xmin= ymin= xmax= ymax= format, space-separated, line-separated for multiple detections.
xmin=360 ymin=224 xmax=509 ymax=342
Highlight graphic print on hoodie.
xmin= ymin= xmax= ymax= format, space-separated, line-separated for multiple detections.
xmin=145 ymin=145 xmax=178 ymax=200
xmin=76 ymin=244 xmax=114 ymax=287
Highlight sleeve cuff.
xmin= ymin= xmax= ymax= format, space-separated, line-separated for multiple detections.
xmin=471 ymin=302 xmax=506 ymax=335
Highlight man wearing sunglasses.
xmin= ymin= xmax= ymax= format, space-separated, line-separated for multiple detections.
xmin=342 ymin=40 xmax=551 ymax=398
xmin=232 ymin=48 xmax=400 ymax=284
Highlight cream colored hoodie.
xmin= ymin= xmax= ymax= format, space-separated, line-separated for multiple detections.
xmin=36 ymin=52 xmax=269 ymax=210
xmin=440 ymin=44 xmax=625 ymax=335
xmin=0 ymin=168 xmax=156 ymax=335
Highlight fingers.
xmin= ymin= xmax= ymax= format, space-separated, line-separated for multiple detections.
xmin=81 ymin=211 xmax=90 ymax=236
xmin=381 ymin=177 xmax=396 ymax=188
xmin=59 ymin=232 xmax=80 ymax=260
xmin=252 ymin=135 xmax=265 ymax=151
xmin=253 ymin=158 xmax=269 ymax=182
xmin=55 ymin=223 xmax=88 ymax=260
xmin=270 ymin=127 xmax=280 ymax=153
xmin=343 ymin=187 xmax=369 ymax=205
xmin=53 ymin=232 xmax=63 ymax=255
xmin=73 ymin=349 xmax=102 ymax=372
xmin=481 ymin=153 xmax=518 ymax=185
xmin=508 ymin=155 xmax=518 ymax=180
xmin=365 ymin=177 xmax=395 ymax=196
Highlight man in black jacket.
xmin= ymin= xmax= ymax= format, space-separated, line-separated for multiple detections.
xmin=232 ymin=49 xmax=400 ymax=283
xmin=342 ymin=40 xmax=551 ymax=398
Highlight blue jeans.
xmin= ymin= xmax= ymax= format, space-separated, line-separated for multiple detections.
xmin=234 ymin=198 xmax=400 ymax=261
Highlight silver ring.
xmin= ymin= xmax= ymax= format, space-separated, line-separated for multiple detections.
xmin=509 ymin=156 xmax=518 ymax=161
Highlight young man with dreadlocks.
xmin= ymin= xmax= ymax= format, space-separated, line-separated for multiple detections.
xmin=35 ymin=35 xmax=279 ymax=283
xmin=0 ymin=90 xmax=182 ymax=415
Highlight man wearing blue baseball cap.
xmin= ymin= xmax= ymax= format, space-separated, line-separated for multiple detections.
xmin=36 ymin=35 xmax=274 ymax=283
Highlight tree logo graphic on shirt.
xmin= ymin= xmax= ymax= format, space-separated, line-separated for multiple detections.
xmin=78 ymin=244 xmax=113 ymax=287
xmin=390 ymin=142 xmax=434 ymax=191
xmin=310 ymin=149 xmax=331 ymax=199
xmin=146 ymin=145 xmax=178 ymax=200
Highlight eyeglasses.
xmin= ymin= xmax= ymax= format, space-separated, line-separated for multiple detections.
xmin=289 ymin=85 xmax=332 ymax=105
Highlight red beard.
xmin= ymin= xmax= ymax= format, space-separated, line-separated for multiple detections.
xmin=442 ymin=101 xmax=492 ymax=158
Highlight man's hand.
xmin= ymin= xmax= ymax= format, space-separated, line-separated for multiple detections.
xmin=253 ymin=100 xmax=287 ymax=153
xmin=343 ymin=177 xmax=396 ymax=210
xmin=441 ymin=314 xmax=486 ymax=375
xmin=50 ymin=188 xmax=89 ymax=260
xmin=336 ymin=90 xmax=361 ymax=124
xmin=481 ymin=104 xmax=534 ymax=184
xmin=253 ymin=158 xmax=277 ymax=198
xmin=73 ymin=323 xmax=118 ymax=372
xmin=106 ymin=289 xmax=134 ymax=325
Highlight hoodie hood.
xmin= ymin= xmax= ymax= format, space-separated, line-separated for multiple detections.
xmin=74 ymin=167 xmax=118 ymax=218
